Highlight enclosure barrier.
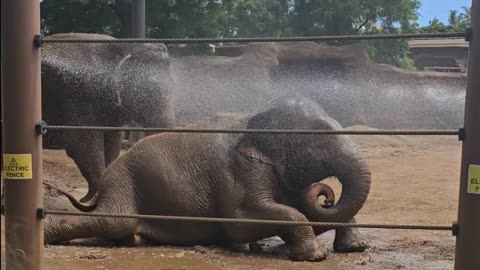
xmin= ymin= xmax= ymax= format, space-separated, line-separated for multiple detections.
xmin=39 ymin=124 xmax=461 ymax=136
xmin=39 ymin=32 xmax=465 ymax=44
xmin=1 ymin=0 xmax=479 ymax=269
xmin=2 ymin=1 xmax=43 ymax=270
xmin=44 ymin=210 xmax=455 ymax=232
xmin=453 ymin=1 xmax=480 ymax=268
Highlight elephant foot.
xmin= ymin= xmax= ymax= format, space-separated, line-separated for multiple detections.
xmin=274 ymin=239 xmax=327 ymax=262
xmin=333 ymin=228 xmax=369 ymax=253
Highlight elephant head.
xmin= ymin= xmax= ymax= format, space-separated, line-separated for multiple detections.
xmin=111 ymin=42 xmax=175 ymax=128
xmin=238 ymin=97 xmax=371 ymax=222
xmin=42 ymin=34 xmax=174 ymax=126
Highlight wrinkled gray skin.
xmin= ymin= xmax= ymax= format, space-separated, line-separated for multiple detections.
xmin=42 ymin=33 xmax=175 ymax=202
xmin=45 ymin=97 xmax=371 ymax=261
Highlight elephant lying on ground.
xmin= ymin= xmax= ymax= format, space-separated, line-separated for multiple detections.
xmin=45 ymin=97 xmax=371 ymax=261
xmin=42 ymin=33 xmax=175 ymax=202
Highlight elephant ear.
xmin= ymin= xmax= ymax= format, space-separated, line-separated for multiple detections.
xmin=237 ymin=136 xmax=287 ymax=178
xmin=238 ymin=146 xmax=274 ymax=165
xmin=238 ymin=105 xmax=289 ymax=178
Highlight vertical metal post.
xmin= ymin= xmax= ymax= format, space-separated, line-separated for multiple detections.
xmin=454 ymin=1 xmax=480 ymax=269
xmin=132 ymin=0 xmax=146 ymax=38
xmin=1 ymin=0 xmax=43 ymax=269
xmin=127 ymin=0 xmax=146 ymax=143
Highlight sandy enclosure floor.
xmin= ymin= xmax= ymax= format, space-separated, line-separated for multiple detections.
xmin=1 ymin=127 xmax=462 ymax=270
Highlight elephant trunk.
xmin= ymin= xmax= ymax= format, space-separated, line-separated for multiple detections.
xmin=304 ymin=141 xmax=371 ymax=223
xmin=305 ymin=182 xmax=336 ymax=208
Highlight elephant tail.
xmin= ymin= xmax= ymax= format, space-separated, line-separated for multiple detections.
xmin=43 ymin=182 xmax=97 ymax=212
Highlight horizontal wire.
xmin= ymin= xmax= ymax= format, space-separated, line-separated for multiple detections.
xmin=44 ymin=125 xmax=459 ymax=136
xmin=45 ymin=210 xmax=453 ymax=231
xmin=42 ymin=32 xmax=466 ymax=44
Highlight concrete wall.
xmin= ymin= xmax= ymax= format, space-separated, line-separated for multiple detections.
xmin=409 ymin=47 xmax=469 ymax=71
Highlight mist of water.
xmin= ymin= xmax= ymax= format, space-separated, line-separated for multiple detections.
xmin=170 ymin=57 xmax=465 ymax=130
xmin=41 ymin=37 xmax=466 ymax=131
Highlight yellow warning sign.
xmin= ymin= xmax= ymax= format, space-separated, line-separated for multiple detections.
xmin=468 ymin=165 xmax=480 ymax=194
xmin=3 ymin=154 xmax=32 ymax=179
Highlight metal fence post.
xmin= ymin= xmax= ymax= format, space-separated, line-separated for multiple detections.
xmin=1 ymin=0 xmax=43 ymax=269
xmin=454 ymin=0 xmax=480 ymax=269
xmin=132 ymin=0 xmax=146 ymax=38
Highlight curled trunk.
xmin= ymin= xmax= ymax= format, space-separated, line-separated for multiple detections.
xmin=304 ymin=182 xmax=336 ymax=208
xmin=304 ymin=143 xmax=371 ymax=222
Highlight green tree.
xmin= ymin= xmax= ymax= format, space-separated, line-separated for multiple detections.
xmin=288 ymin=0 xmax=420 ymax=68
xmin=421 ymin=17 xmax=447 ymax=32
xmin=41 ymin=0 xmax=423 ymax=67
xmin=460 ymin=6 xmax=471 ymax=25
xmin=446 ymin=8 xmax=470 ymax=32
xmin=289 ymin=0 xmax=419 ymax=35
xmin=448 ymin=10 xmax=460 ymax=29
xmin=146 ymin=0 xmax=230 ymax=38
xmin=223 ymin=0 xmax=290 ymax=37
xmin=41 ymin=0 xmax=131 ymax=37
xmin=145 ymin=0 xmax=289 ymax=38
xmin=420 ymin=6 xmax=471 ymax=33
xmin=41 ymin=0 xmax=232 ymax=38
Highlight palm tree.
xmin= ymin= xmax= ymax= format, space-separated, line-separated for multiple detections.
xmin=423 ymin=17 xmax=446 ymax=33
xmin=448 ymin=10 xmax=460 ymax=28
xmin=460 ymin=6 xmax=471 ymax=24
xmin=429 ymin=17 xmax=440 ymax=26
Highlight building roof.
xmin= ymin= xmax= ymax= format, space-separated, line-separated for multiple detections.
xmin=408 ymin=38 xmax=468 ymax=48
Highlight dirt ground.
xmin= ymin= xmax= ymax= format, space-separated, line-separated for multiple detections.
xmin=1 ymin=126 xmax=462 ymax=270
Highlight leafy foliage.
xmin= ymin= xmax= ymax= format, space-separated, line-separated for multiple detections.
xmin=223 ymin=0 xmax=290 ymax=37
xmin=41 ymin=0 xmax=122 ymax=36
xmin=288 ymin=0 xmax=420 ymax=68
xmin=420 ymin=6 xmax=470 ymax=33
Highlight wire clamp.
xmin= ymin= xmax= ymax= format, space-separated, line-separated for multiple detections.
xmin=36 ymin=208 xmax=47 ymax=219
xmin=465 ymin=27 xmax=472 ymax=42
xmin=452 ymin=221 xmax=459 ymax=236
xmin=35 ymin=121 xmax=48 ymax=136
xmin=458 ymin=128 xmax=465 ymax=141
xmin=33 ymin=34 xmax=44 ymax=48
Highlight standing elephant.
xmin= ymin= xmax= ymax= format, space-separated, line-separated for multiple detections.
xmin=42 ymin=33 xmax=175 ymax=202
xmin=44 ymin=97 xmax=371 ymax=261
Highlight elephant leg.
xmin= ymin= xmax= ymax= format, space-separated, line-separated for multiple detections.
xmin=44 ymin=215 xmax=136 ymax=245
xmin=104 ymin=131 xmax=121 ymax=167
xmin=126 ymin=122 xmax=144 ymax=147
xmin=65 ymin=130 xmax=105 ymax=202
xmin=313 ymin=218 xmax=368 ymax=252
xmin=44 ymin=199 xmax=137 ymax=244
xmin=333 ymin=218 xmax=369 ymax=252
xmin=136 ymin=223 xmax=184 ymax=244
xmin=227 ymin=202 xmax=327 ymax=261
xmin=44 ymin=164 xmax=138 ymax=244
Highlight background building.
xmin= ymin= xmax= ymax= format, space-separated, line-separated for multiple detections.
xmin=408 ymin=38 xmax=469 ymax=72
